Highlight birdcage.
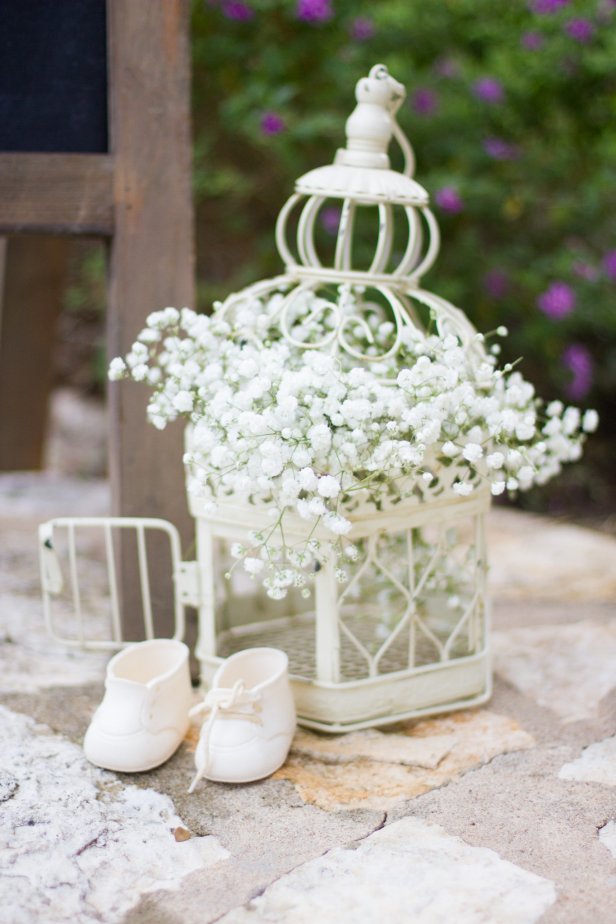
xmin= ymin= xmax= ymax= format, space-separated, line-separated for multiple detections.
xmin=187 ymin=64 xmax=491 ymax=730
xmin=40 ymin=65 xmax=492 ymax=732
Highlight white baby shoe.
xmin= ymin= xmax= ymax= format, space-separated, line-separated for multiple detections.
xmin=188 ymin=647 xmax=296 ymax=791
xmin=84 ymin=638 xmax=192 ymax=772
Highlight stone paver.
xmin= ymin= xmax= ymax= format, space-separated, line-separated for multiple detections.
xmin=492 ymin=621 xmax=616 ymax=723
xmin=559 ymin=736 xmax=616 ymax=786
xmin=487 ymin=508 xmax=616 ymax=602
xmin=0 ymin=706 xmax=228 ymax=924
xmin=274 ymin=710 xmax=534 ymax=811
xmin=599 ymin=822 xmax=616 ymax=860
xmin=218 ymin=817 xmax=557 ymax=924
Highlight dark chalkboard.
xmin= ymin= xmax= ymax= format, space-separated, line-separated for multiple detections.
xmin=0 ymin=0 xmax=108 ymax=153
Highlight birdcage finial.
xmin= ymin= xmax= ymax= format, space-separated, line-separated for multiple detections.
xmin=335 ymin=64 xmax=406 ymax=171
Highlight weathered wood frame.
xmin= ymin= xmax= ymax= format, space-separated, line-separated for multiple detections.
xmin=0 ymin=0 xmax=195 ymax=633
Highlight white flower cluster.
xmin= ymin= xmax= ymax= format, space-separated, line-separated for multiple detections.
xmin=110 ymin=294 xmax=597 ymax=598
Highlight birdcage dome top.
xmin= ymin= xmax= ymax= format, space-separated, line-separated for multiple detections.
xmin=219 ymin=63 xmax=481 ymax=364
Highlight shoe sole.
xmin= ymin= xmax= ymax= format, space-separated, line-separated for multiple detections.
xmin=198 ymin=752 xmax=291 ymax=785
xmin=84 ymin=737 xmax=184 ymax=774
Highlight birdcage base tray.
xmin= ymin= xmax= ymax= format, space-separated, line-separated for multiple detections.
xmin=198 ymin=615 xmax=490 ymax=733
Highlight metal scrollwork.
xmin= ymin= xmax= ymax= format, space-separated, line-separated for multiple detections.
xmin=217 ymin=64 xmax=485 ymax=369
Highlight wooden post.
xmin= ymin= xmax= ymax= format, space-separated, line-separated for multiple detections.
xmin=107 ymin=0 xmax=195 ymax=637
xmin=0 ymin=236 xmax=70 ymax=470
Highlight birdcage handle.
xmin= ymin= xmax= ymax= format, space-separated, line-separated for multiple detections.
xmin=392 ymin=119 xmax=416 ymax=178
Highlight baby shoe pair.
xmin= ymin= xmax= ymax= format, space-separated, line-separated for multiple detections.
xmin=83 ymin=640 xmax=296 ymax=790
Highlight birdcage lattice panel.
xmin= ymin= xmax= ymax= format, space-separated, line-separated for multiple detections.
xmin=212 ymin=510 xmax=487 ymax=687
xmin=335 ymin=516 xmax=486 ymax=679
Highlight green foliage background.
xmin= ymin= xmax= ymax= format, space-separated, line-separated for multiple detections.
xmin=189 ymin=0 xmax=616 ymax=514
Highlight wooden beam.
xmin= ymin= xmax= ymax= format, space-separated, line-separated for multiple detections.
xmin=107 ymin=0 xmax=195 ymax=639
xmin=0 ymin=236 xmax=70 ymax=470
xmin=0 ymin=153 xmax=114 ymax=236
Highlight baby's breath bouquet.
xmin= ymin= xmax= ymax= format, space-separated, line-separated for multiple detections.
xmin=110 ymin=290 xmax=597 ymax=600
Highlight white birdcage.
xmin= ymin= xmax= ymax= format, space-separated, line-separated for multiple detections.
xmin=39 ymin=65 xmax=492 ymax=732
xmin=188 ymin=64 xmax=491 ymax=731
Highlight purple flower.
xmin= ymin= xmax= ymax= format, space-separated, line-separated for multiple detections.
xmin=530 ymin=0 xmax=569 ymax=13
xmin=603 ymin=250 xmax=616 ymax=280
xmin=484 ymin=269 xmax=510 ymax=299
xmin=411 ymin=88 xmax=439 ymax=116
xmin=521 ymin=31 xmax=544 ymax=50
xmin=565 ymin=18 xmax=594 ymax=42
xmin=296 ymin=0 xmax=333 ymax=23
xmin=320 ymin=206 xmax=341 ymax=235
xmin=221 ymin=0 xmax=254 ymax=20
xmin=434 ymin=187 xmax=464 ymax=214
xmin=562 ymin=344 xmax=593 ymax=399
xmin=349 ymin=16 xmax=374 ymax=40
xmin=484 ymin=137 xmax=520 ymax=160
xmin=473 ymin=77 xmax=504 ymax=104
xmin=537 ymin=282 xmax=576 ymax=318
xmin=260 ymin=112 xmax=285 ymax=135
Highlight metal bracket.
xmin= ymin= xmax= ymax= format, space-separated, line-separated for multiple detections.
xmin=174 ymin=560 xmax=202 ymax=607
xmin=39 ymin=522 xmax=64 ymax=594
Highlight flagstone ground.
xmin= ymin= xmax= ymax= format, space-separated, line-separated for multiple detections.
xmin=0 ymin=469 xmax=615 ymax=923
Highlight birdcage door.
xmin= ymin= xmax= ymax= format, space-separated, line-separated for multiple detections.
xmin=39 ymin=517 xmax=197 ymax=650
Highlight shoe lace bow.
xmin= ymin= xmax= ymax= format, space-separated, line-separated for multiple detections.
xmin=188 ymin=680 xmax=262 ymax=793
